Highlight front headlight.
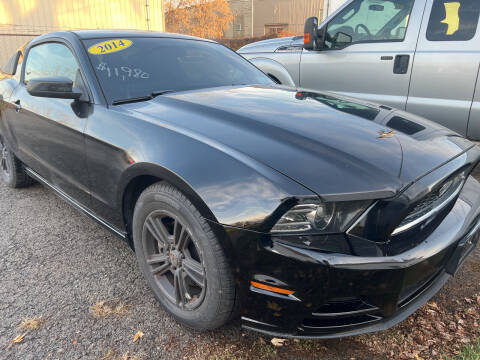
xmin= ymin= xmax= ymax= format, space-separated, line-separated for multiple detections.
xmin=271 ymin=199 xmax=371 ymax=233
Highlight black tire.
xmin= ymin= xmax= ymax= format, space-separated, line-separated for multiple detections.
xmin=132 ymin=181 xmax=236 ymax=330
xmin=0 ymin=135 xmax=35 ymax=188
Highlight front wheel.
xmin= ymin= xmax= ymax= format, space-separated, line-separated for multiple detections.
xmin=132 ymin=182 xmax=237 ymax=330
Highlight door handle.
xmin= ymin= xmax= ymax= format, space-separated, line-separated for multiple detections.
xmin=13 ymin=100 xmax=22 ymax=113
xmin=393 ymin=55 xmax=410 ymax=74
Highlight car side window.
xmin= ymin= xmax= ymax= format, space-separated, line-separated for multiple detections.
xmin=325 ymin=0 xmax=415 ymax=49
xmin=426 ymin=0 xmax=480 ymax=41
xmin=2 ymin=51 xmax=20 ymax=75
xmin=24 ymin=43 xmax=79 ymax=83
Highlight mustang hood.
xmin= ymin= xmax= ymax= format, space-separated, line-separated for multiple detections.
xmin=127 ymin=86 xmax=473 ymax=199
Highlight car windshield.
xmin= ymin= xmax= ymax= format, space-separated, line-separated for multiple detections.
xmin=83 ymin=37 xmax=273 ymax=103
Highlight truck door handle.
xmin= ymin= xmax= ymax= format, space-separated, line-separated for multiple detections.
xmin=393 ymin=55 xmax=410 ymax=74
xmin=14 ymin=100 xmax=22 ymax=113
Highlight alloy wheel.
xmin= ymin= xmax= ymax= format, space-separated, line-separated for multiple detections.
xmin=142 ymin=210 xmax=206 ymax=310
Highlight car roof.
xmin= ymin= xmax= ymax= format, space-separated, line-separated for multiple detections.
xmin=31 ymin=30 xmax=215 ymax=45
xmin=71 ymin=30 xmax=206 ymax=40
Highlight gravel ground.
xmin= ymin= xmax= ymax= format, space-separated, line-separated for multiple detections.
xmin=0 ymin=181 xmax=244 ymax=360
xmin=0 ymin=174 xmax=479 ymax=360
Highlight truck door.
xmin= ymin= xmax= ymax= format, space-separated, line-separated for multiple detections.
xmin=407 ymin=0 xmax=480 ymax=137
xmin=300 ymin=0 xmax=425 ymax=110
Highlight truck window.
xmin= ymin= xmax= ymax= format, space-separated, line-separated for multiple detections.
xmin=325 ymin=0 xmax=415 ymax=49
xmin=426 ymin=0 xmax=480 ymax=41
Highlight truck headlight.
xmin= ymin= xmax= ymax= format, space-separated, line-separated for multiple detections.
xmin=271 ymin=199 xmax=370 ymax=233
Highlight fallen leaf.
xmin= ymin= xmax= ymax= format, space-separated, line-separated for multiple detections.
xmin=271 ymin=337 xmax=286 ymax=347
xmin=72 ymin=339 xmax=78 ymax=345
xmin=466 ymin=307 xmax=477 ymax=315
xmin=132 ymin=331 xmax=144 ymax=343
xmin=12 ymin=333 xmax=26 ymax=344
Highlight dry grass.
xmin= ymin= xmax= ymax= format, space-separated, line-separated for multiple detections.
xmin=19 ymin=317 xmax=44 ymax=331
xmin=90 ymin=300 xmax=130 ymax=318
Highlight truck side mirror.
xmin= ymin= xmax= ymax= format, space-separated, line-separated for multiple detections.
xmin=303 ymin=17 xmax=319 ymax=50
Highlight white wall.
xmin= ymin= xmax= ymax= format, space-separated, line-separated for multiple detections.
xmin=323 ymin=0 xmax=348 ymax=19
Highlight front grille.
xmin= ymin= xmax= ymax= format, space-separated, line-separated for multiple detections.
xmin=398 ymin=191 xmax=444 ymax=227
xmin=393 ymin=172 xmax=466 ymax=235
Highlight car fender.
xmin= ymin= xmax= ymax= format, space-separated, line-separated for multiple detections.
xmin=113 ymin=120 xmax=316 ymax=233
xmin=248 ymin=57 xmax=296 ymax=86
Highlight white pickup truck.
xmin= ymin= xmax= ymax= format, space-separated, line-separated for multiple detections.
xmin=238 ymin=0 xmax=480 ymax=140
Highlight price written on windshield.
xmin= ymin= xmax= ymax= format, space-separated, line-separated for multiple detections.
xmin=96 ymin=62 xmax=150 ymax=80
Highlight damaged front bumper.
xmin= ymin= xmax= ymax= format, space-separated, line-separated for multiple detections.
xmin=214 ymin=174 xmax=480 ymax=339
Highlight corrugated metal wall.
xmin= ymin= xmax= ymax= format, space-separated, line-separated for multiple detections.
xmin=253 ymin=0 xmax=324 ymax=36
xmin=225 ymin=0 xmax=324 ymax=39
xmin=0 ymin=0 xmax=165 ymax=66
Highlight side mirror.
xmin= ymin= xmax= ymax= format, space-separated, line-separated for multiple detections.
xmin=26 ymin=76 xmax=83 ymax=100
xmin=303 ymin=17 xmax=319 ymax=50
xmin=333 ymin=31 xmax=353 ymax=47
xmin=369 ymin=4 xmax=384 ymax=11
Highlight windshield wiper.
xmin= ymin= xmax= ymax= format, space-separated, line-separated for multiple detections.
xmin=112 ymin=90 xmax=175 ymax=105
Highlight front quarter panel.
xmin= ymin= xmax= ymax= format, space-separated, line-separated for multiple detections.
xmin=247 ymin=57 xmax=298 ymax=87
xmin=84 ymin=105 xmax=316 ymax=232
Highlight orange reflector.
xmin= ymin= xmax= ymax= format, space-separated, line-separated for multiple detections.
xmin=250 ymin=281 xmax=294 ymax=295
xmin=304 ymin=32 xmax=310 ymax=44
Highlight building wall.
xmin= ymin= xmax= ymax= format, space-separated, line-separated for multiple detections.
xmin=0 ymin=0 xmax=165 ymax=66
xmin=253 ymin=0 xmax=324 ymax=36
xmin=225 ymin=0 xmax=324 ymax=39
xmin=224 ymin=0 xmax=253 ymax=38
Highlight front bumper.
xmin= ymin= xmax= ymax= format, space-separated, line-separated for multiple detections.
xmin=213 ymin=174 xmax=480 ymax=339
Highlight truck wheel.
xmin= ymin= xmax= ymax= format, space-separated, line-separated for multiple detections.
xmin=0 ymin=135 xmax=35 ymax=188
xmin=132 ymin=181 xmax=237 ymax=329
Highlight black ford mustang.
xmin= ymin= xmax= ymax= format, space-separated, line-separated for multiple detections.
xmin=1 ymin=30 xmax=479 ymax=339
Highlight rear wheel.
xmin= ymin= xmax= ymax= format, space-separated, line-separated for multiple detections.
xmin=132 ymin=182 xmax=237 ymax=329
xmin=0 ymin=135 xmax=34 ymax=188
